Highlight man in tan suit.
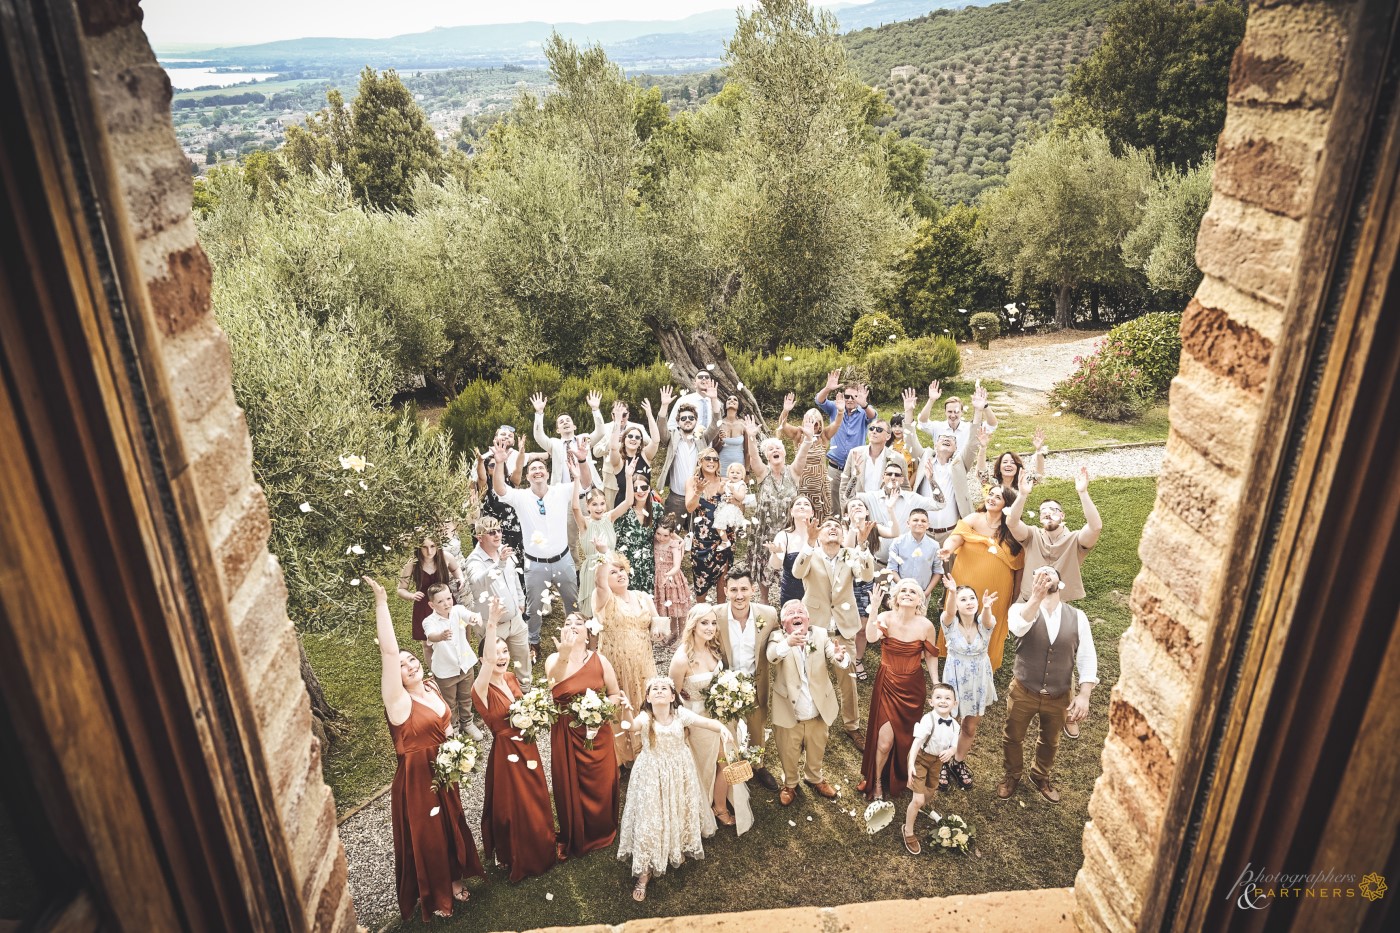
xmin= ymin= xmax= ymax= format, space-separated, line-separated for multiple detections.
xmin=793 ymin=518 xmax=874 ymax=750
xmin=715 ymin=567 xmax=781 ymax=791
xmin=768 ymin=600 xmax=850 ymax=805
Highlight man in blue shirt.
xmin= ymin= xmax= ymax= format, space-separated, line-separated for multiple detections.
xmin=888 ymin=508 xmax=944 ymax=600
xmin=815 ymin=368 xmax=877 ymax=511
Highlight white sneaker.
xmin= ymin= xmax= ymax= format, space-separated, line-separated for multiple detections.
xmin=464 ymin=722 xmax=484 ymax=741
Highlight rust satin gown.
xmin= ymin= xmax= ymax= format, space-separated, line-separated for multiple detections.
xmin=387 ymin=685 xmax=485 ymax=922
xmin=861 ymin=636 xmax=936 ymax=800
xmin=550 ymin=652 xmax=620 ymax=857
xmin=474 ymin=672 xmax=557 ymax=882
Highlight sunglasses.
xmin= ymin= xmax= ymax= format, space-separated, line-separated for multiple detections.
xmin=480 ymin=528 xmax=502 ymax=536
xmin=702 ymin=455 xmax=719 ymax=462
xmin=535 ymin=498 xmax=547 ymax=515
xmin=870 ymin=426 xmax=888 ymax=433
xmin=678 ymin=415 xmax=697 ymax=422
xmin=635 ymin=485 xmax=651 ymax=493
xmin=842 ymin=393 xmax=855 ymax=400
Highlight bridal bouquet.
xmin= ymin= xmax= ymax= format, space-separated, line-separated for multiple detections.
xmin=565 ymin=688 xmax=617 ymax=749
xmin=430 ymin=736 xmax=479 ymax=792
xmin=703 ymin=669 xmax=758 ymax=722
xmin=932 ymin=814 xmax=974 ymax=853
xmin=508 ymin=686 xmax=560 ymax=743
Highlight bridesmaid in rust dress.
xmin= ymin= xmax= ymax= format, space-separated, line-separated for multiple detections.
xmin=472 ymin=599 xmax=557 ymax=882
xmin=859 ymin=579 xmax=940 ymax=801
xmin=545 ymin=613 xmax=629 ymax=860
xmin=365 ymin=576 xmax=483 ymax=923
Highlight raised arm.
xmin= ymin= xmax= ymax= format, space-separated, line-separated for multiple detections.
xmin=815 ymin=369 xmax=840 ymax=406
xmin=1076 ymin=466 xmax=1103 ymax=549
xmin=569 ymin=461 xmax=588 ymax=528
xmin=530 ymin=393 xmax=551 ymax=451
xmin=744 ymin=416 xmax=765 ymax=478
xmin=918 ymin=379 xmax=941 ymax=427
xmin=640 ymin=391 xmax=666 ymax=462
xmin=940 ymin=573 xmax=957 ymax=625
xmin=472 ymin=598 xmax=504 ymax=701
xmin=490 ymin=438 xmax=511 ymax=498
xmin=586 ymin=389 xmax=605 ymax=444
xmin=606 ymin=461 xmax=637 ymax=522
xmin=863 ymin=583 xmax=888 ymax=642
xmin=366 ymin=577 xmax=411 ymax=725
xmin=509 ymin=436 xmax=526 ymax=485
xmin=608 ymin=401 xmax=626 ymax=471
xmin=961 ymin=423 xmax=988 ymax=472
xmin=1006 ymin=471 xmax=1033 ymax=543
xmin=853 ymin=382 xmax=876 ymax=420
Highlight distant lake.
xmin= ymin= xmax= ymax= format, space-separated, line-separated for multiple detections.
xmin=164 ymin=67 xmax=282 ymax=90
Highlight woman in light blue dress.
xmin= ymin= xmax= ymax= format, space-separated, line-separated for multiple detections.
xmin=706 ymin=395 xmax=751 ymax=477
xmin=939 ymin=576 xmax=997 ymax=791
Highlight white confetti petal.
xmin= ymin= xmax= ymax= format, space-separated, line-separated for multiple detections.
xmin=621 ymin=720 xmax=631 ymax=729
xmin=783 ymin=356 xmax=793 ymax=362
xmin=298 ymin=502 xmax=312 ymax=513
xmin=664 ymin=600 xmax=673 ymax=607
xmin=736 ymin=382 xmax=745 ymax=390
xmin=841 ymin=603 xmax=851 ymax=611
xmin=358 ymin=480 xmax=368 ymax=490
xmin=706 ymin=364 xmax=715 ymax=371
xmin=545 ymin=893 xmax=554 ymax=901
xmin=957 ymin=308 xmax=968 ymax=314
xmin=1019 ymin=800 xmax=1026 ymax=808
xmin=1052 ymin=411 xmax=1063 ymax=417
xmin=350 ymin=578 xmax=360 ymax=586
xmin=526 ymin=759 xmax=538 ymax=770
xmin=806 ymin=815 xmax=813 ymax=821
xmin=788 ymin=820 xmax=796 ymax=827
xmin=507 ymin=753 xmax=520 ymax=763
xmin=382 ymin=544 xmax=392 ymax=551
xmin=430 ymin=806 xmax=441 ymax=817
xmin=513 ymin=661 xmax=522 ymax=667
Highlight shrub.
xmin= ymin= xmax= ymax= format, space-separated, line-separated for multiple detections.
xmin=1049 ymin=339 xmax=1153 ymax=421
xmin=969 ymin=311 xmax=1001 ymax=349
xmin=863 ymin=336 xmax=962 ymax=397
xmin=847 ymin=311 xmax=907 ymax=357
xmin=1104 ymin=312 xmax=1182 ymax=397
xmin=733 ymin=344 xmax=852 ymax=412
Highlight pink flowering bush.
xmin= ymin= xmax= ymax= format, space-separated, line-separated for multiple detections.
xmin=1049 ymin=338 xmax=1154 ymax=421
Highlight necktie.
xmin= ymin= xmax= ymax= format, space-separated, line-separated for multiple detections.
xmin=938 ymin=718 xmax=953 ymax=727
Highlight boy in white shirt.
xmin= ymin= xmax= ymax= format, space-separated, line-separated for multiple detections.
xmin=420 ymin=583 xmax=484 ymax=740
xmin=902 ymin=683 xmax=960 ymax=855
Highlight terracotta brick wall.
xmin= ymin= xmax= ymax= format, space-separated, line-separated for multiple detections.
xmin=76 ymin=2 xmax=356 ymax=929
xmin=1073 ymin=1 xmax=1359 ymax=929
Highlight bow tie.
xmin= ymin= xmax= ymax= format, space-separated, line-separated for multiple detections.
xmin=938 ymin=718 xmax=954 ymax=727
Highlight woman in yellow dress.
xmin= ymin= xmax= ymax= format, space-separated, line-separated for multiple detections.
xmin=937 ymin=484 xmax=1024 ymax=669
xmin=594 ymin=552 xmax=669 ymax=764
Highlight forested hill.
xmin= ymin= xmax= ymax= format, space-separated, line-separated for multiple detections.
xmin=845 ymin=0 xmax=1116 ymax=202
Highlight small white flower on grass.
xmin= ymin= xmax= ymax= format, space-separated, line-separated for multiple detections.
xmin=298 ymin=502 xmax=312 ymax=513
xmin=429 ymin=806 xmax=440 ymax=817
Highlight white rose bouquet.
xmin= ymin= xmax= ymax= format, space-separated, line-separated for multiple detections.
xmin=702 ymin=669 xmax=758 ymax=722
xmin=508 ymin=686 xmax=560 ymax=743
xmin=932 ymin=814 xmax=974 ymax=854
xmin=565 ymin=688 xmax=618 ymax=750
xmin=430 ymin=736 xmax=479 ymax=792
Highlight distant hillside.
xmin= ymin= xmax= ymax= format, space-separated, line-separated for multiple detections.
xmin=166 ymin=2 xmax=996 ymax=74
xmin=846 ymin=0 xmax=1114 ymax=202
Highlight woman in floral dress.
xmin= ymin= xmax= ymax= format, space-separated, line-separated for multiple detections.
xmin=744 ymin=424 xmax=811 ymax=605
xmin=939 ymin=577 xmax=997 ymax=789
xmin=686 ymin=446 xmax=732 ymax=603
xmin=775 ymin=395 xmax=838 ymax=524
xmin=615 ymin=472 xmax=662 ymax=593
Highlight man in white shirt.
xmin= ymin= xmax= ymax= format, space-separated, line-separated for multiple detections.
xmin=656 ymin=401 xmax=703 ymax=524
xmin=999 ymin=566 xmax=1097 ymax=803
xmin=909 ymin=426 xmax=984 ymax=544
xmin=462 ymin=515 xmax=531 ymax=685
xmin=667 ymin=369 xmax=719 ymax=433
xmin=916 ymin=379 xmax=997 ymax=453
xmin=858 ymin=462 xmax=940 ymax=566
xmin=420 ymin=584 xmax=485 ymax=740
xmin=715 ymin=568 xmax=780 ymax=790
xmin=491 ymin=438 xmax=578 ymax=659
xmin=767 ymin=600 xmax=849 ymax=805
xmin=530 ymin=390 xmax=604 ymax=487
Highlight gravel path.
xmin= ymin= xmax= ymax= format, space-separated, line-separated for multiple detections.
xmin=1043 ymin=444 xmax=1165 ymax=479
xmin=959 ymin=331 xmax=1107 ymax=393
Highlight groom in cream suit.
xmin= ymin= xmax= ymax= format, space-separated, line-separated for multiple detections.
xmin=768 ymin=600 xmax=849 ymax=805
xmin=715 ymin=567 xmax=781 ymax=791
xmin=793 ymin=518 xmax=874 ymax=750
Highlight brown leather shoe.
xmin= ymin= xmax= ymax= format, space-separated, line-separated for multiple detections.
xmin=846 ymin=728 xmax=866 ymax=752
xmin=903 ymin=831 xmax=922 ymax=855
xmin=1032 ymin=777 xmax=1061 ymax=803
xmin=806 ymin=780 xmax=838 ymax=799
xmin=754 ymin=766 xmax=780 ymax=791
xmin=997 ymin=775 xmax=1019 ymax=799
xmin=779 ymin=786 xmax=796 ymax=806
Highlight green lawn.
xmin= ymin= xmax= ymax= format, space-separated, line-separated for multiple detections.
xmin=306 ymin=476 xmax=1156 ymax=930
xmin=994 ymin=402 xmax=1171 ymax=451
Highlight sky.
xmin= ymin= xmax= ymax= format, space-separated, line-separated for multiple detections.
xmin=142 ymin=0 xmax=786 ymax=48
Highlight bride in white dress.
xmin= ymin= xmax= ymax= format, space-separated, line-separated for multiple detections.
xmin=668 ymin=604 xmax=755 ymax=836
xmin=617 ymin=676 xmax=734 ymax=901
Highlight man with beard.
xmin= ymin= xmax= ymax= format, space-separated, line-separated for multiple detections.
xmin=1005 ymin=465 xmax=1102 ymax=738
xmin=656 ymin=401 xmax=704 ymax=526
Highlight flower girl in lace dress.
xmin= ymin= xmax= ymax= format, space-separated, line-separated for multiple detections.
xmin=616 ymin=676 xmax=734 ymax=901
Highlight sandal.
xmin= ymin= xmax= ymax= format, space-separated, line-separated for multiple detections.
xmin=452 ymin=886 xmax=470 ymax=904
xmin=853 ymin=661 xmax=869 ymax=682
xmin=952 ymin=759 xmax=973 ymax=790
xmin=937 ymin=763 xmax=951 ymax=791
xmin=713 ymin=807 xmax=736 ymax=826
xmin=632 ymin=875 xmax=649 ymax=902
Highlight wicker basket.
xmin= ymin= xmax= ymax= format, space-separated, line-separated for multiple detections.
xmin=721 ymin=759 xmax=754 ymax=785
